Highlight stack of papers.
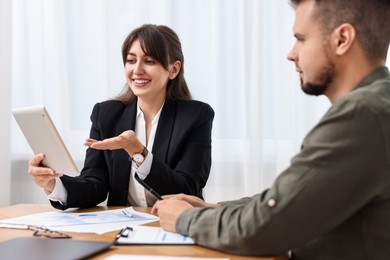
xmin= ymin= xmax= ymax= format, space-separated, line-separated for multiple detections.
xmin=0 ymin=207 xmax=158 ymax=234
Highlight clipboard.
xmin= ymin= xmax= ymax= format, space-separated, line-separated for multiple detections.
xmin=115 ymin=226 xmax=195 ymax=245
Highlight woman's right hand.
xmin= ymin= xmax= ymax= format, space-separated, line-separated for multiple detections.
xmin=28 ymin=154 xmax=62 ymax=193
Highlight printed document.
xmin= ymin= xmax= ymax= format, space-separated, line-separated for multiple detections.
xmin=0 ymin=207 xmax=158 ymax=234
xmin=115 ymin=225 xmax=195 ymax=245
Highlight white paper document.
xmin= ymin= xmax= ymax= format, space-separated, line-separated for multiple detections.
xmin=115 ymin=225 xmax=195 ymax=245
xmin=0 ymin=207 xmax=158 ymax=234
xmin=106 ymin=255 xmax=229 ymax=260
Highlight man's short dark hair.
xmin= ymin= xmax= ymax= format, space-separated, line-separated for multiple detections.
xmin=290 ymin=0 xmax=390 ymax=62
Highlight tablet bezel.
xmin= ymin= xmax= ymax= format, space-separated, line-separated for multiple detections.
xmin=12 ymin=105 xmax=79 ymax=176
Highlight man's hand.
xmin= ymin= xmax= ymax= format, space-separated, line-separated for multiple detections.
xmin=151 ymin=199 xmax=193 ymax=232
xmin=162 ymin=193 xmax=221 ymax=208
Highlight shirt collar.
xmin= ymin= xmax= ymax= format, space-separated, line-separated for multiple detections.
xmin=136 ymin=101 xmax=165 ymax=125
xmin=353 ymin=66 xmax=390 ymax=91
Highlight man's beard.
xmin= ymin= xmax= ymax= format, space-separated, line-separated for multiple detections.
xmin=301 ymin=56 xmax=334 ymax=96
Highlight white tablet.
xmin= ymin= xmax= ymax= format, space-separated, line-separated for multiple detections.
xmin=12 ymin=105 xmax=79 ymax=176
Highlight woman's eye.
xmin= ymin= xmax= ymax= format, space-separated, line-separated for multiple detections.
xmin=126 ymin=59 xmax=136 ymax=64
xmin=145 ymin=59 xmax=156 ymax=65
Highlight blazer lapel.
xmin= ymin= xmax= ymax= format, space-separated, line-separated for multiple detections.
xmin=113 ymin=100 xmax=137 ymax=193
xmin=152 ymin=99 xmax=176 ymax=162
xmin=118 ymin=100 xmax=137 ymax=133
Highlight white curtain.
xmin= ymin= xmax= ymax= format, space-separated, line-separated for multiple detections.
xmin=0 ymin=0 xmax=12 ymax=207
xmin=7 ymin=0 xmax=336 ymax=205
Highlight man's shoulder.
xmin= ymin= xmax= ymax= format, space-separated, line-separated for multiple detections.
xmin=342 ymin=78 xmax=390 ymax=114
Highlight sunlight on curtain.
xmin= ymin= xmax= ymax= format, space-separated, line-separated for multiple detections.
xmin=10 ymin=0 xmax=331 ymax=204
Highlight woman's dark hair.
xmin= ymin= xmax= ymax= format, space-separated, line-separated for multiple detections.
xmin=116 ymin=24 xmax=192 ymax=104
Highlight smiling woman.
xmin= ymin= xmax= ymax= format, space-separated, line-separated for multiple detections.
xmin=27 ymin=24 xmax=215 ymax=210
xmin=8 ymin=0 xmax=333 ymax=207
xmin=118 ymin=24 xmax=190 ymax=105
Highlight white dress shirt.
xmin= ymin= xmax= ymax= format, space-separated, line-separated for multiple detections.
xmin=47 ymin=102 xmax=163 ymax=207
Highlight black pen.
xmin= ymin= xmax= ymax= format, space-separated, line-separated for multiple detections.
xmin=134 ymin=173 xmax=163 ymax=200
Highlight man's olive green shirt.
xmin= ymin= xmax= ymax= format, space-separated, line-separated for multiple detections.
xmin=176 ymin=67 xmax=390 ymax=260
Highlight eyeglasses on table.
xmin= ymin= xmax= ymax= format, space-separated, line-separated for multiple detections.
xmin=27 ymin=225 xmax=72 ymax=239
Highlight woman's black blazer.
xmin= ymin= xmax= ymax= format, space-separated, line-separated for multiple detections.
xmin=51 ymin=98 xmax=214 ymax=209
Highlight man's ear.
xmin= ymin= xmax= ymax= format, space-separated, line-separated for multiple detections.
xmin=169 ymin=61 xmax=181 ymax=80
xmin=332 ymin=23 xmax=356 ymax=56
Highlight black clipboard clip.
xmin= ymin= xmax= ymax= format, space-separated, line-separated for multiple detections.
xmin=115 ymin=226 xmax=133 ymax=240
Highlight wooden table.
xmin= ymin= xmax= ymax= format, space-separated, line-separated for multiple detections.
xmin=0 ymin=204 xmax=288 ymax=260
